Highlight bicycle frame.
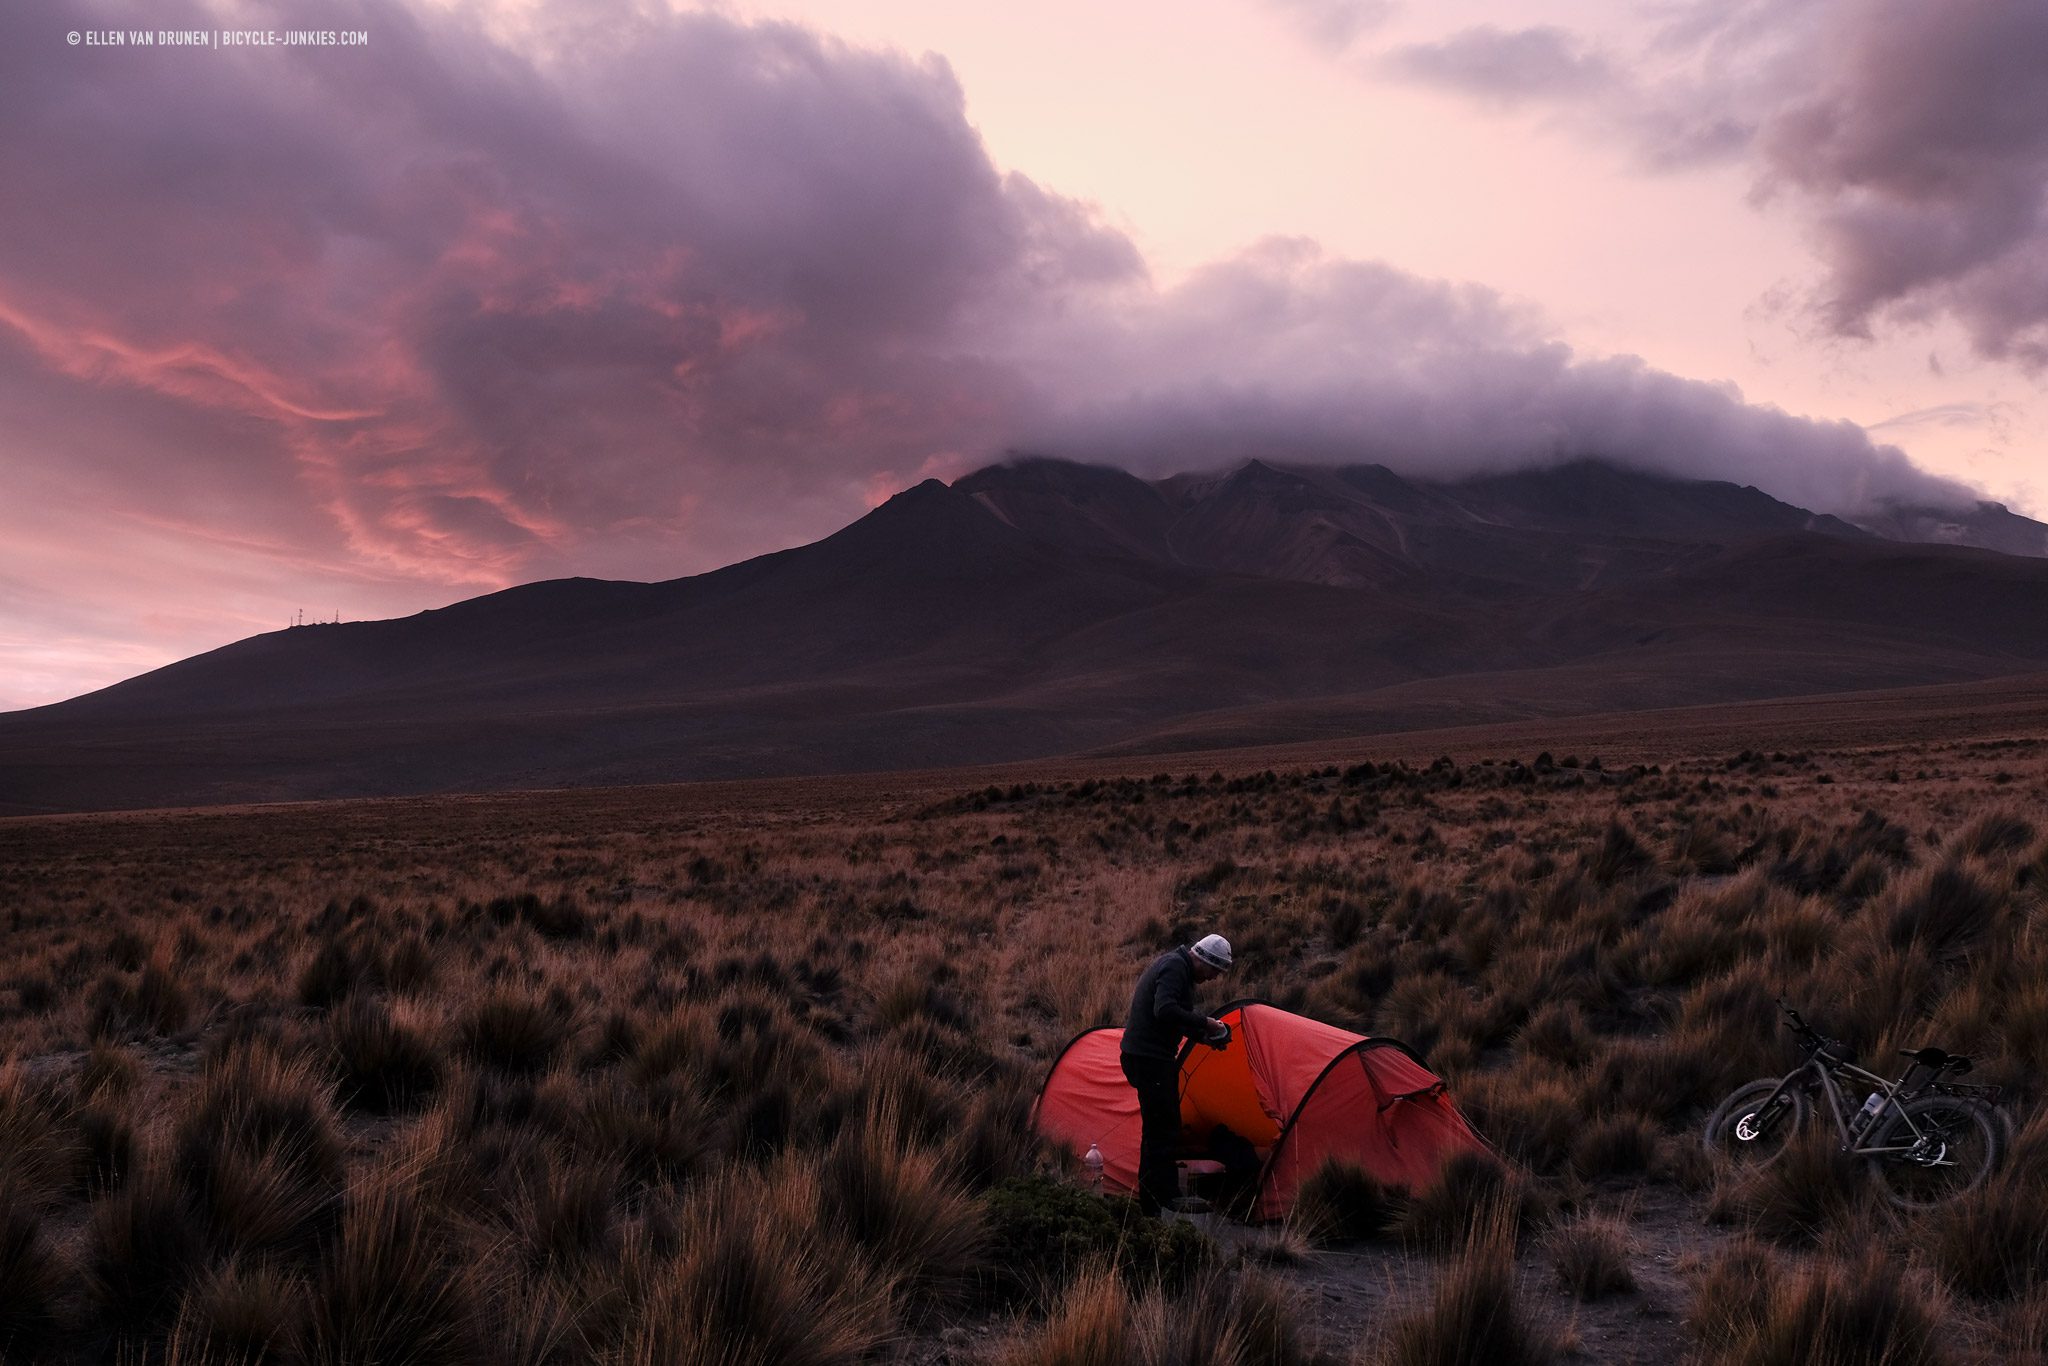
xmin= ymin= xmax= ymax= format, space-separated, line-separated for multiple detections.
xmin=1752 ymin=1053 xmax=1948 ymax=1160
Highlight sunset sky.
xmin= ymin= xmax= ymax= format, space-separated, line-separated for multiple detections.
xmin=3 ymin=0 xmax=2044 ymax=710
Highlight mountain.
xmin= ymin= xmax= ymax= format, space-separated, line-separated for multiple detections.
xmin=1852 ymin=499 xmax=2048 ymax=558
xmin=4 ymin=457 xmax=2048 ymax=813
xmin=957 ymin=456 xmax=1876 ymax=592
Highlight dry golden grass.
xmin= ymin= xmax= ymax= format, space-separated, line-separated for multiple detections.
xmin=0 ymin=730 xmax=2042 ymax=1360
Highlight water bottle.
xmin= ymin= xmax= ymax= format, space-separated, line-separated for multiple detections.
xmin=1853 ymin=1091 xmax=1883 ymax=1137
xmin=1084 ymin=1143 xmax=1104 ymax=1192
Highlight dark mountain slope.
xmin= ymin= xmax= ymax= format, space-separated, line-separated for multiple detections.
xmin=961 ymin=456 xmax=1886 ymax=594
xmin=5 ymin=457 xmax=2048 ymax=813
xmin=1854 ymin=499 xmax=2048 ymax=558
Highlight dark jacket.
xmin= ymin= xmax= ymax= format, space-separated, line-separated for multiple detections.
xmin=1122 ymin=947 xmax=1210 ymax=1061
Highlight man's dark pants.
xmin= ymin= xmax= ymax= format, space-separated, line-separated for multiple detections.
xmin=1120 ymin=1052 xmax=1182 ymax=1214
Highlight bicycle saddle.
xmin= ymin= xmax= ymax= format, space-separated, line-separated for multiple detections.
xmin=1899 ymin=1046 xmax=1972 ymax=1075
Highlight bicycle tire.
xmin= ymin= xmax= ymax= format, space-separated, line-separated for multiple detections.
xmin=1703 ymin=1078 xmax=1808 ymax=1167
xmin=1867 ymin=1094 xmax=2001 ymax=1209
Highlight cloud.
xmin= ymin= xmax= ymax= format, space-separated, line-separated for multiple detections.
xmin=1260 ymin=0 xmax=1399 ymax=56
xmin=1381 ymin=25 xmax=1617 ymax=105
xmin=0 ymin=0 xmax=1132 ymax=584
xmin=0 ymin=0 xmax=1994 ymax=704
xmin=1758 ymin=1 xmax=2048 ymax=365
xmin=1369 ymin=1 xmax=2048 ymax=366
xmin=1013 ymin=239 xmax=1971 ymax=514
xmin=1865 ymin=402 xmax=2011 ymax=434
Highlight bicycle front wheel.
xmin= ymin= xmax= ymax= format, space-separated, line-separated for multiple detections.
xmin=1867 ymin=1095 xmax=2001 ymax=1209
xmin=1703 ymin=1078 xmax=1807 ymax=1168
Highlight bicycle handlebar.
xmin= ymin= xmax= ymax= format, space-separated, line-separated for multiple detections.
xmin=1777 ymin=1000 xmax=1846 ymax=1063
xmin=1779 ymin=1002 xmax=1986 ymax=1083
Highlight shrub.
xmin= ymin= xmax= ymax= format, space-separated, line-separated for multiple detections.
xmin=0 ymin=1063 xmax=75 ymax=1196
xmin=1395 ymin=1151 xmax=1544 ymax=1254
xmin=1294 ymin=1159 xmax=1404 ymax=1244
xmin=298 ymin=939 xmax=370 ymax=1009
xmin=86 ymin=952 xmax=191 ymax=1039
xmin=1003 ymin=1266 xmax=1326 ymax=1366
xmin=949 ymin=1080 xmax=1047 ymax=1190
xmin=514 ymin=1157 xmax=619 ymax=1270
xmin=195 ymin=1139 xmax=339 ymax=1258
xmin=305 ymin=1164 xmax=482 ymax=1366
xmin=618 ymin=1170 xmax=891 ymax=1366
xmin=1546 ymin=1213 xmax=1636 ymax=1300
xmin=1707 ymin=1128 xmax=1868 ymax=1245
xmin=1377 ymin=1199 xmax=1554 ymax=1366
xmin=1881 ymin=861 xmax=2004 ymax=960
xmin=1569 ymin=1112 xmax=1658 ymax=1181
xmin=1163 ymin=1266 xmax=1324 ymax=1366
xmin=78 ymin=1039 xmax=141 ymax=1100
xmin=457 ymin=989 xmax=569 ymax=1076
xmin=88 ymin=1158 xmax=206 ymax=1333
xmin=1924 ymin=1113 xmax=2048 ymax=1299
xmin=0 ymin=1178 xmax=67 ymax=1359
xmin=999 ymin=1266 xmax=1129 ymax=1366
xmin=175 ymin=1039 xmax=345 ymax=1257
xmin=1586 ymin=820 xmax=1651 ymax=885
xmin=328 ymin=998 xmax=441 ymax=1115
xmin=1457 ymin=1068 xmax=1578 ymax=1175
xmin=1689 ymin=1247 xmax=1950 ymax=1366
xmin=172 ymin=1259 xmax=306 ymax=1364
xmin=1515 ymin=1002 xmax=1589 ymax=1067
xmin=814 ymin=1093 xmax=986 ymax=1301
xmin=481 ymin=891 xmax=589 ymax=940
xmin=573 ymin=1076 xmax=717 ymax=1187
xmin=980 ymin=1175 xmax=1215 ymax=1306
xmin=1950 ymin=809 xmax=2034 ymax=860
xmin=1683 ymin=1234 xmax=1775 ymax=1346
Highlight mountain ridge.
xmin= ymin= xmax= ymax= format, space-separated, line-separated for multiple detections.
xmin=5 ymin=456 xmax=2047 ymax=813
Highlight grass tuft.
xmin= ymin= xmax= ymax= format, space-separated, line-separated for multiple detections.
xmin=327 ymin=998 xmax=441 ymax=1115
xmin=1688 ymin=1245 xmax=1950 ymax=1366
xmin=305 ymin=1159 xmax=482 ymax=1366
xmin=1294 ymin=1159 xmax=1404 ymax=1244
xmin=1395 ymin=1150 xmax=1544 ymax=1253
xmin=618 ymin=1168 xmax=893 ymax=1366
xmin=457 ymin=989 xmax=570 ymax=1076
xmin=1545 ymin=1212 xmax=1637 ymax=1300
xmin=0 ymin=1177 xmax=68 ymax=1359
xmin=88 ymin=1156 xmax=206 ymax=1333
xmin=1377 ymin=1197 xmax=1555 ymax=1366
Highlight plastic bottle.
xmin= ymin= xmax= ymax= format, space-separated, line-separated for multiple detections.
xmin=1852 ymin=1091 xmax=1884 ymax=1137
xmin=1084 ymin=1143 xmax=1104 ymax=1192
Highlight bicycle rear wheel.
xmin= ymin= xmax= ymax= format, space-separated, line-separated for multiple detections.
xmin=1867 ymin=1095 xmax=2000 ymax=1209
xmin=1703 ymin=1078 xmax=1808 ymax=1167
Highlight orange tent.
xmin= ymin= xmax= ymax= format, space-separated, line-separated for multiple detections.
xmin=1032 ymin=999 xmax=1488 ymax=1221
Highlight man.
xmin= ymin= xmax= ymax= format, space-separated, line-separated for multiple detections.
xmin=1119 ymin=932 xmax=1233 ymax=1214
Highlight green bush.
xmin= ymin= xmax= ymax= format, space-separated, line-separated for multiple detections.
xmin=979 ymin=1174 xmax=1214 ymax=1306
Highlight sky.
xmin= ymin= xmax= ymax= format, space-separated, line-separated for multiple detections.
xmin=2 ymin=0 xmax=2044 ymax=710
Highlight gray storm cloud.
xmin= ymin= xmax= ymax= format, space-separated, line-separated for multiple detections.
xmin=1380 ymin=0 xmax=2048 ymax=369
xmin=1012 ymin=240 xmax=1969 ymax=513
xmin=0 ymin=0 xmax=1987 ymax=629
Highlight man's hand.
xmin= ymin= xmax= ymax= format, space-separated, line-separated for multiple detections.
xmin=1204 ymin=1018 xmax=1231 ymax=1046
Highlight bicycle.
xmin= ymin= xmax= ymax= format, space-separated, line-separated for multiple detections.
xmin=1701 ymin=1002 xmax=2005 ymax=1209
